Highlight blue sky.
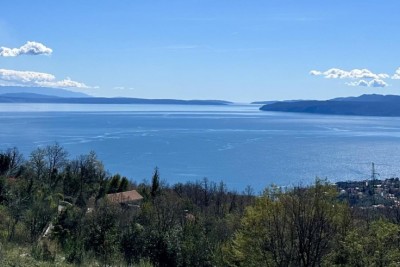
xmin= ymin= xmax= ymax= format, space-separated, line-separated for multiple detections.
xmin=0 ymin=0 xmax=399 ymax=102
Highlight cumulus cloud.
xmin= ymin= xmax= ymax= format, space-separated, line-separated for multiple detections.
xmin=0 ymin=69 xmax=54 ymax=83
xmin=0 ymin=41 xmax=52 ymax=57
xmin=346 ymin=79 xmax=388 ymax=88
xmin=38 ymin=78 xmax=89 ymax=88
xmin=346 ymin=80 xmax=369 ymax=87
xmin=310 ymin=67 xmax=393 ymax=88
xmin=369 ymin=79 xmax=388 ymax=87
xmin=392 ymin=68 xmax=400 ymax=80
xmin=0 ymin=69 xmax=89 ymax=88
xmin=310 ymin=68 xmax=389 ymax=80
xmin=309 ymin=70 xmax=322 ymax=76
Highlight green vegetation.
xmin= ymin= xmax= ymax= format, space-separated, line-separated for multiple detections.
xmin=1 ymin=145 xmax=400 ymax=266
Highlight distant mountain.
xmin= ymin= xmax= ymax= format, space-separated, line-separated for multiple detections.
xmin=0 ymin=86 xmax=231 ymax=105
xmin=0 ymin=93 xmax=60 ymax=99
xmin=0 ymin=93 xmax=232 ymax=105
xmin=0 ymin=86 xmax=91 ymax=98
xmin=260 ymin=94 xmax=400 ymax=117
xmin=331 ymin=94 xmax=400 ymax=102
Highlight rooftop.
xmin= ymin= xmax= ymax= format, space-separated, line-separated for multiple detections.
xmin=106 ymin=190 xmax=143 ymax=204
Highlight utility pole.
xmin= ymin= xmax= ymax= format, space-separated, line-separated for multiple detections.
xmin=370 ymin=162 xmax=379 ymax=205
xmin=371 ymin=162 xmax=378 ymax=180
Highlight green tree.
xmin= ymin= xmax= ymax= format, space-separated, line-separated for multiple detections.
xmin=151 ymin=168 xmax=161 ymax=198
xmin=180 ymin=221 xmax=214 ymax=267
xmin=108 ymin=174 xmax=121 ymax=194
xmin=120 ymin=222 xmax=146 ymax=265
xmin=84 ymin=200 xmax=121 ymax=266
xmin=223 ymin=180 xmax=348 ymax=267
xmin=118 ymin=176 xmax=129 ymax=192
xmin=5 ymin=181 xmax=29 ymax=241
xmin=25 ymin=190 xmax=59 ymax=242
xmin=326 ymin=219 xmax=400 ymax=267
xmin=52 ymin=205 xmax=85 ymax=264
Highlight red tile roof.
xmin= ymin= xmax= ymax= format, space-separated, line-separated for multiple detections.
xmin=106 ymin=190 xmax=143 ymax=204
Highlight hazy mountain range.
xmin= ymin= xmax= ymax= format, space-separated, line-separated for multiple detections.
xmin=0 ymin=86 xmax=231 ymax=105
xmin=0 ymin=86 xmax=90 ymax=98
xmin=3 ymin=86 xmax=400 ymax=115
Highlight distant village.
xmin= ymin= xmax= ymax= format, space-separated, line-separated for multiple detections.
xmin=336 ymin=177 xmax=400 ymax=208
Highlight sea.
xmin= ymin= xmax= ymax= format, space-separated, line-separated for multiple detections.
xmin=1 ymin=103 xmax=400 ymax=192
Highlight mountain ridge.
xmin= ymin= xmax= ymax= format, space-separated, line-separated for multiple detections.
xmin=260 ymin=94 xmax=400 ymax=117
xmin=0 ymin=86 xmax=231 ymax=105
xmin=0 ymin=86 xmax=90 ymax=98
xmin=0 ymin=94 xmax=232 ymax=106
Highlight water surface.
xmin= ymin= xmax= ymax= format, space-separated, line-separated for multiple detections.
xmin=1 ymin=103 xmax=399 ymax=191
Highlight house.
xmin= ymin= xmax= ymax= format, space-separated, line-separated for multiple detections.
xmin=106 ymin=189 xmax=143 ymax=208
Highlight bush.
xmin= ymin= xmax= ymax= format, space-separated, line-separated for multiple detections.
xmin=31 ymin=241 xmax=55 ymax=262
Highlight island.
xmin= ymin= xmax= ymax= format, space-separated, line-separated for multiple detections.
xmin=259 ymin=94 xmax=400 ymax=117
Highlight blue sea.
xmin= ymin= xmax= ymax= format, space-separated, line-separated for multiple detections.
xmin=1 ymin=103 xmax=400 ymax=191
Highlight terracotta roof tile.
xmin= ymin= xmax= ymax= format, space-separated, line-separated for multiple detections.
xmin=106 ymin=190 xmax=143 ymax=204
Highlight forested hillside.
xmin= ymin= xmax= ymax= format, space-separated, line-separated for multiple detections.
xmin=0 ymin=145 xmax=399 ymax=266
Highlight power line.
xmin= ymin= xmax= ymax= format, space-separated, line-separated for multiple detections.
xmin=369 ymin=162 xmax=380 ymax=205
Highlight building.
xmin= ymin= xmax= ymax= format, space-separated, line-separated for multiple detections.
xmin=106 ymin=189 xmax=143 ymax=208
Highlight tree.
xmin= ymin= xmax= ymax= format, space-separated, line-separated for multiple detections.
xmin=151 ymin=167 xmax=161 ymax=198
xmin=0 ymin=147 xmax=23 ymax=177
xmin=25 ymin=190 xmax=59 ymax=242
xmin=28 ymin=147 xmax=47 ymax=190
xmin=45 ymin=143 xmax=68 ymax=189
xmin=223 ymin=180 xmax=348 ymax=267
xmin=0 ymin=153 xmax=11 ymax=176
xmin=108 ymin=174 xmax=121 ymax=194
xmin=180 ymin=221 xmax=214 ymax=267
xmin=5 ymin=182 xmax=30 ymax=242
xmin=0 ymin=175 xmax=6 ymax=204
xmin=65 ymin=151 xmax=106 ymax=205
xmin=62 ymin=163 xmax=81 ymax=198
xmin=118 ymin=176 xmax=129 ymax=192
xmin=52 ymin=205 xmax=85 ymax=264
xmin=120 ymin=222 xmax=146 ymax=265
xmin=84 ymin=200 xmax=121 ymax=266
xmin=325 ymin=219 xmax=400 ymax=266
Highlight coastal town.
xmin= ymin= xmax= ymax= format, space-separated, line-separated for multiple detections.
xmin=337 ymin=171 xmax=400 ymax=208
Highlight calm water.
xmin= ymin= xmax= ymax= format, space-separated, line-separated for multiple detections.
xmin=1 ymin=103 xmax=400 ymax=191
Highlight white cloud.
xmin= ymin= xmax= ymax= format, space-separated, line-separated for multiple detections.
xmin=392 ymin=68 xmax=400 ymax=80
xmin=346 ymin=79 xmax=387 ymax=88
xmin=0 ymin=41 xmax=52 ymax=57
xmin=309 ymin=70 xmax=322 ymax=76
xmin=310 ymin=68 xmax=389 ymax=80
xmin=369 ymin=79 xmax=388 ymax=87
xmin=0 ymin=69 xmax=54 ymax=82
xmin=0 ymin=69 xmax=89 ymax=88
xmin=38 ymin=78 xmax=89 ymax=88
xmin=310 ymin=67 xmax=394 ymax=88
xmin=346 ymin=80 xmax=369 ymax=87
xmin=358 ymin=80 xmax=370 ymax=87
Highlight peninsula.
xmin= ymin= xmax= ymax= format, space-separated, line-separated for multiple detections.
xmin=259 ymin=94 xmax=400 ymax=117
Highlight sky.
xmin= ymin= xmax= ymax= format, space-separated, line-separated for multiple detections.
xmin=0 ymin=0 xmax=400 ymax=102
